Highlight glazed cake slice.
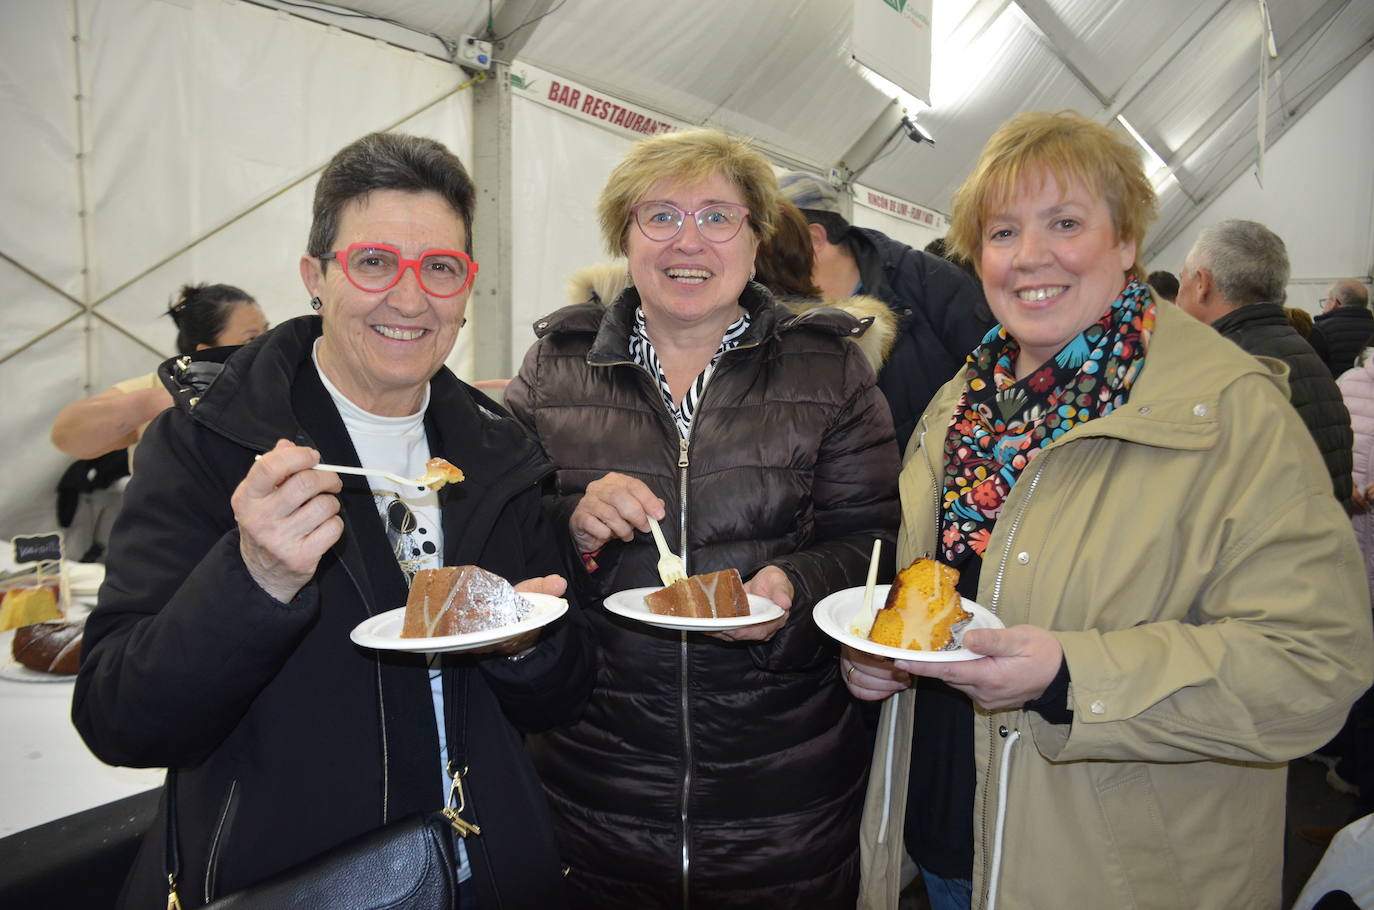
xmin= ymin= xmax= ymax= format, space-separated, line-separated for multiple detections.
xmin=869 ymin=558 xmax=971 ymax=651
xmin=645 ymin=568 xmax=750 ymax=619
xmin=400 ymin=565 xmax=530 ymax=638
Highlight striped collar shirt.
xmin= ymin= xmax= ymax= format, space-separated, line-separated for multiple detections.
xmin=628 ymin=305 xmax=751 ymax=438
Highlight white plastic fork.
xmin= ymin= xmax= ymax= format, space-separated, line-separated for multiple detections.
xmin=647 ymin=516 xmax=687 ymax=586
xmin=253 ymin=454 xmax=440 ymax=488
xmin=312 ymin=462 xmax=436 ymax=487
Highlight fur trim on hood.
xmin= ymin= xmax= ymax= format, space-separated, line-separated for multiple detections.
xmin=564 ymin=262 xmax=897 ymax=373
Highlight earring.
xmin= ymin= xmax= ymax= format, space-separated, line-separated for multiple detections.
xmin=309 ymin=296 xmax=322 ymax=311
xmin=749 ymin=268 xmax=756 ymax=281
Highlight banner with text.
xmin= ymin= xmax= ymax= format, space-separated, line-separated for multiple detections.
xmin=854 ymin=183 xmax=947 ymax=230
xmin=509 ymin=63 xmax=687 ymax=140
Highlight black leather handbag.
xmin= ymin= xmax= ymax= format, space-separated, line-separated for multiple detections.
xmin=165 ymin=672 xmax=479 ymax=909
xmin=163 ymin=769 xmax=459 ymax=910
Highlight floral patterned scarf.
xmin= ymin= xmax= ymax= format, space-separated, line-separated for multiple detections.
xmin=939 ymin=277 xmax=1155 ymax=566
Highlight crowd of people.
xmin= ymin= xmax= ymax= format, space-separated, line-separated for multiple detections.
xmin=54 ymin=112 xmax=1374 ymax=910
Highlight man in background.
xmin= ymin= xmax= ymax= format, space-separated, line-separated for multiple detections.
xmin=1147 ymin=269 xmax=1179 ymax=302
xmin=1310 ymin=279 xmax=1374 ymax=378
xmin=1176 ymin=219 xmax=1353 ymax=508
xmin=779 ymin=172 xmax=994 ymax=451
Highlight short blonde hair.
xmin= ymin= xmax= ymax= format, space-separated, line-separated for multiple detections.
xmin=948 ymin=111 xmax=1157 ymax=278
xmin=597 ymin=128 xmax=778 ymax=257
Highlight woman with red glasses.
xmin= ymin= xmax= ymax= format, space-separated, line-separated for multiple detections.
xmin=73 ymin=132 xmax=594 ymax=909
xmin=505 ymin=128 xmax=900 ymax=908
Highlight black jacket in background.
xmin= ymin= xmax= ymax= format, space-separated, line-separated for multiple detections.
xmin=1309 ymin=305 xmax=1374 ymax=378
xmin=1211 ymin=302 xmax=1354 ymax=506
xmin=72 ymin=316 xmax=593 ymax=908
xmin=846 ymin=226 xmax=995 ymax=453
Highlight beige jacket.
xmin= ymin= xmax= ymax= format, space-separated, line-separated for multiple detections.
xmin=859 ymin=301 xmax=1374 ymax=910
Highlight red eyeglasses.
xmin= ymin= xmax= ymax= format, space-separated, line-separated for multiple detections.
xmin=318 ymin=242 xmax=479 ymax=297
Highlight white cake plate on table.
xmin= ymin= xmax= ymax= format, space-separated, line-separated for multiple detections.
xmin=349 ymin=592 xmax=567 ymax=653
xmin=603 ymin=587 xmax=784 ymax=631
xmin=813 ymin=584 xmax=1003 ymax=662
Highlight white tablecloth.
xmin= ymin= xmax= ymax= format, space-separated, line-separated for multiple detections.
xmin=0 ymin=584 xmax=163 ymax=838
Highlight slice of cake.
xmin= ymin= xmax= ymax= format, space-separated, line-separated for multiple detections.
xmin=400 ymin=566 xmax=530 ymax=638
xmin=645 ymin=568 xmax=750 ymax=619
xmin=12 ymin=620 xmax=83 ymax=675
xmin=0 ymin=585 xmax=62 ymax=632
xmin=868 ymin=558 xmax=971 ymax=651
xmin=418 ymin=457 xmax=464 ymax=491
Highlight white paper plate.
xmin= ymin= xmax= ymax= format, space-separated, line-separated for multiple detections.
xmin=349 ymin=592 xmax=567 ymax=653
xmin=603 ymin=586 xmax=784 ymax=631
xmin=813 ymin=584 xmax=1003 ymax=662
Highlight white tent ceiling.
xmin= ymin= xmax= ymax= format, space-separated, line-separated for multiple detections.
xmin=268 ymin=0 xmax=1374 ymax=262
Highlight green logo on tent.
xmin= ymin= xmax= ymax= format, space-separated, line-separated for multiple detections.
xmin=881 ymin=0 xmax=907 ymax=10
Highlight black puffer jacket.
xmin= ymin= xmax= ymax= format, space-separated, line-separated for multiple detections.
xmin=73 ymin=316 xmax=593 ymax=908
xmin=1211 ymin=302 xmax=1354 ymax=506
xmin=505 ymin=282 xmax=900 ymax=909
xmin=1309 ymin=305 xmax=1374 ymax=378
xmin=847 ymin=227 xmax=995 ymax=451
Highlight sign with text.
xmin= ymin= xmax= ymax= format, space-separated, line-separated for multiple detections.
xmin=13 ymin=532 xmax=64 ymax=565
xmin=852 ymin=0 xmax=932 ymax=104
xmin=509 ymin=64 xmax=685 ymax=139
xmin=854 ymin=183 xmax=948 ymax=230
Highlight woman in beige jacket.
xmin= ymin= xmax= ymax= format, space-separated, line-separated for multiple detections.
xmin=843 ymin=110 xmax=1373 ymax=910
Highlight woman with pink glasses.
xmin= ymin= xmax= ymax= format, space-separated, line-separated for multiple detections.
xmin=74 ymin=132 xmax=594 ymax=909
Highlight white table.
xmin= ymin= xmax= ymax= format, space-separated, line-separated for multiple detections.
xmin=0 ymin=588 xmax=163 ymax=839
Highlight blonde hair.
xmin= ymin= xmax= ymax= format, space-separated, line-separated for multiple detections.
xmin=597 ymin=128 xmax=779 ymax=256
xmin=948 ymin=110 xmax=1157 ymax=278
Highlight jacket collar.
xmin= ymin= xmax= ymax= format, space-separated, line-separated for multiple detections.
xmin=1209 ymin=300 xmax=1286 ymax=334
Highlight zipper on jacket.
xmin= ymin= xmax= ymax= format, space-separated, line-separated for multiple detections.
xmin=977 ymin=460 xmax=1045 ymax=910
xmin=203 ymin=779 xmax=239 ymax=902
xmin=677 ymin=428 xmax=693 ymax=908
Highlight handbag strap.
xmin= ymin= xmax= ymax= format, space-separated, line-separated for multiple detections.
xmin=164 ymin=770 xmax=183 ymax=909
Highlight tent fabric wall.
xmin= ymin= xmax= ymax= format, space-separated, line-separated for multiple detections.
xmin=508 ymin=93 xmax=634 ymax=370
xmin=1 ymin=0 xmax=475 ymax=542
xmin=1148 ymin=52 xmax=1374 ymax=314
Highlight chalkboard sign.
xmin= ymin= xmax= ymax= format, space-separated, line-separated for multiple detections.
xmin=13 ymin=532 xmax=64 ymax=565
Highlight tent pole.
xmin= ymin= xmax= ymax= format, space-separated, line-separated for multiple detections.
xmin=471 ymin=62 xmax=514 ymax=382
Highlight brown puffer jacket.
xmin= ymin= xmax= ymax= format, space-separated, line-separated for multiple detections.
xmin=505 ymin=271 xmax=901 ymax=910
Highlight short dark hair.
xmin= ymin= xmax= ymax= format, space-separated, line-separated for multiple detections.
xmin=798 ymin=208 xmax=850 ymax=245
xmin=166 ymin=283 xmax=256 ymax=355
xmin=307 ymin=132 xmax=476 ymax=257
xmin=1147 ymin=270 xmax=1179 ymax=302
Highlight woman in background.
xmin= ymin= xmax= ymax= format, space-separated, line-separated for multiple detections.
xmin=50 ymin=283 xmax=267 ymax=465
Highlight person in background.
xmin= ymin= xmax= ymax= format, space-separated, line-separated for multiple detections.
xmin=753 ymin=198 xmax=896 ymax=372
xmin=50 ymin=283 xmax=267 ymax=467
xmin=924 ymin=237 xmax=978 ymax=279
xmin=843 ymin=110 xmax=1372 ymax=910
xmin=1146 ymin=268 xmax=1178 ymax=302
xmin=1175 ymin=219 xmax=1353 ymax=509
xmin=1310 ymin=279 xmax=1374 ymax=377
xmin=73 ymin=132 xmax=593 ymax=909
xmin=1288 ymin=306 xmax=1316 ymax=337
xmin=506 ymin=127 xmax=900 ymax=909
xmin=778 ymin=172 xmax=994 ymax=451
